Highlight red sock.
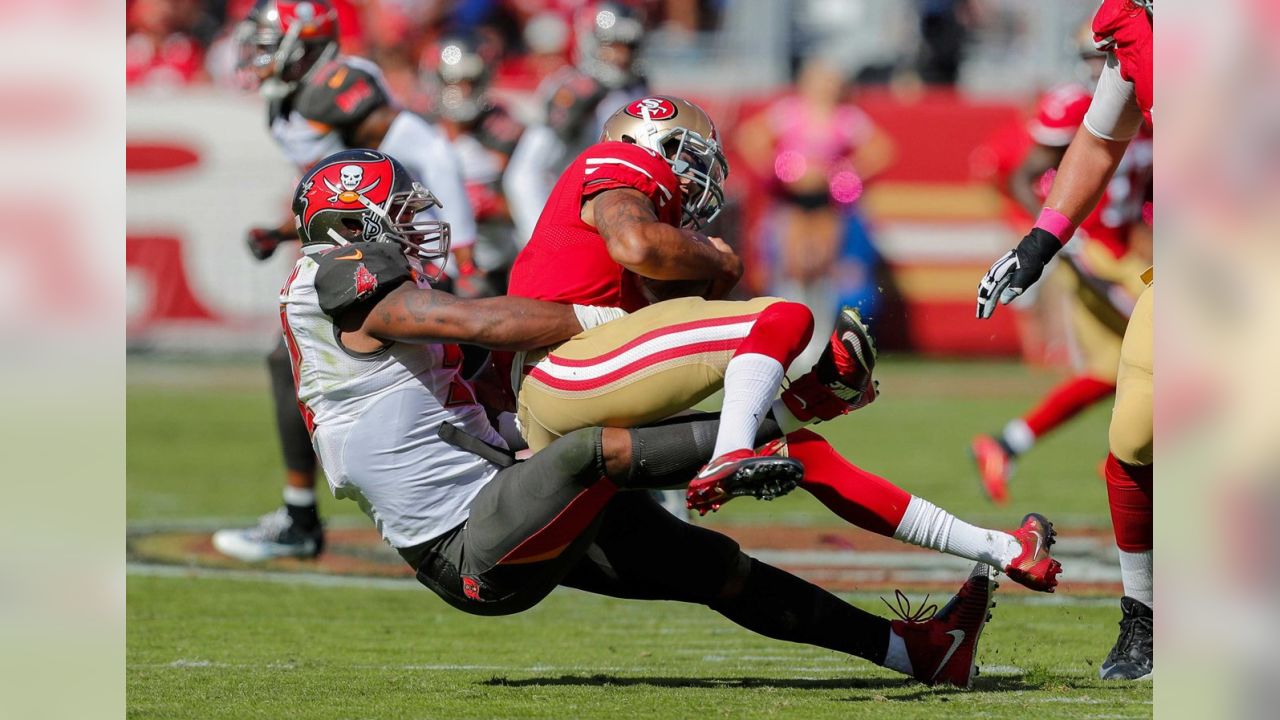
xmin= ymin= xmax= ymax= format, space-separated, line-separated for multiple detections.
xmin=1023 ymin=375 xmax=1115 ymax=438
xmin=785 ymin=429 xmax=911 ymax=537
xmin=1104 ymin=452 xmax=1153 ymax=552
xmin=736 ymin=301 xmax=814 ymax=367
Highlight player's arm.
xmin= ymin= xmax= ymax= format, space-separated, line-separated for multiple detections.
xmin=342 ymin=283 xmax=586 ymax=352
xmin=976 ymin=53 xmax=1142 ymax=319
xmin=246 ymin=216 xmax=301 ymax=261
xmin=587 ymin=187 xmax=742 ymax=292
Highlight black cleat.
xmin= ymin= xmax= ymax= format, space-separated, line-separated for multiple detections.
xmin=1099 ymin=596 xmax=1153 ymax=680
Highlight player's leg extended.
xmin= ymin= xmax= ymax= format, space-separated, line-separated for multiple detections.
xmin=1101 ymin=283 xmax=1153 ymax=680
xmin=517 ymin=296 xmax=810 ymax=450
xmin=777 ymin=429 xmax=1062 ymax=592
xmin=212 ymin=339 xmax=324 ymax=561
xmin=631 ymin=414 xmax=1062 ymax=591
xmin=561 ymin=493 xmax=998 ymax=689
xmin=972 ymin=287 xmax=1120 ymax=504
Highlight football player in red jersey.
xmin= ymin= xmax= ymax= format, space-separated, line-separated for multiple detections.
xmin=503 ymin=96 xmax=1062 ymax=593
xmin=971 ymin=48 xmax=1153 ymax=504
xmin=279 ymin=148 xmax=1009 ymax=690
xmin=976 ymin=0 xmax=1154 ymax=680
xmin=214 ymin=0 xmax=484 ymax=563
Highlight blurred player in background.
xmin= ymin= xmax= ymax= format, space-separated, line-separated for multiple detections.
xmin=212 ymin=0 xmax=482 ymax=562
xmin=977 ymin=0 xmax=1154 ymax=681
xmin=737 ymin=56 xmax=896 ymax=371
xmin=504 ymin=2 xmax=650 ymax=246
xmin=971 ymin=26 xmax=1153 ymax=505
xmin=420 ymin=32 xmax=528 ymax=293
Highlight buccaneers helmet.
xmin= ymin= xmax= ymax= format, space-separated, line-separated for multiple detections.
xmin=601 ymin=96 xmax=729 ymax=229
xmin=574 ymin=2 xmax=646 ymax=89
xmin=292 ymin=149 xmax=451 ymax=274
xmin=235 ymin=0 xmax=339 ymax=100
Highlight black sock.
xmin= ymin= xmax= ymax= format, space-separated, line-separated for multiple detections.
xmin=711 ymin=558 xmax=890 ymax=665
xmin=285 ymin=502 xmax=320 ymax=531
xmin=995 ymin=435 xmax=1018 ymax=458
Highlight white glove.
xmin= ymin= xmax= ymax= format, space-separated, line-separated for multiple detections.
xmin=572 ymin=304 xmax=629 ymax=331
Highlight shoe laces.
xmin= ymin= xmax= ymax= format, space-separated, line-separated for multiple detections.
xmin=882 ymin=589 xmax=938 ymax=624
xmin=1116 ymin=610 xmax=1154 ymax=655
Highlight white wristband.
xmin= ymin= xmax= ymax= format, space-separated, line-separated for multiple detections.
xmin=572 ymin=304 xmax=628 ymax=331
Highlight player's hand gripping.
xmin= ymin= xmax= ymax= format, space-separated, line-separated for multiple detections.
xmin=975 ymin=227 xmax=1063 ymax=319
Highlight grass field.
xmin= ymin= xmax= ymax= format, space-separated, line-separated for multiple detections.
xmin=127 ymin=357 xmax=1152 ymax=718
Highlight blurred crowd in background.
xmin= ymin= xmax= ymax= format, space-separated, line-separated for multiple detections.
xmin=129 ymin=0 xmax=1110 ymax=357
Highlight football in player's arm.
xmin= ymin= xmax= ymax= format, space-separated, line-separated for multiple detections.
xmin=586 ymin=186 xmax=741 ymax=300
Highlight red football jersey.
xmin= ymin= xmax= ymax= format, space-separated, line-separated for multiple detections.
xmin=508 ymin=141 xmax=683 ymax=311
xmin=1093 ymin=0 xmax=1153 ymax=124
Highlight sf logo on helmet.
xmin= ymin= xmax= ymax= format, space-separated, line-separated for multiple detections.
xmin=324 ymin=164 xmax=381 ymax=203
xmin=625 ymin=97 xmax=678 ymax=121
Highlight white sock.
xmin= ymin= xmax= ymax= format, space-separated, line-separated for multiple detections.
xmin=770 ymin=397 xmax=805 ymax=435
xmin=713 ymin=353 xmax=785 ymax=458
xmin=882 ymin=629 xmax=912 ymax=674
xmin=283 ymin=486 xmax=317 ymax=507
xmin=1118 ymin=549 xmax=1153 ymax=608
xmin=1001 ymin=419 xmax=1035 ymax=455
xmin=893 ymin=496 xmax=1021 ymax=568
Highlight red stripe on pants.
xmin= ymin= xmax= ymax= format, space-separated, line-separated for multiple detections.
xmin=498 ymin=478 xmax=619 ymax=565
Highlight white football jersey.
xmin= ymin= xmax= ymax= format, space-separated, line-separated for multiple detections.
xmin=268 ymin=56 xmax=387 ymax=169
xmin=279 ymin=254 xmax=504 ymax=548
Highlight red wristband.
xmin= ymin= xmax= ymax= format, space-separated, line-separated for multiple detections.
xmin=1034 ymin=208 xmax=1077 ymax=245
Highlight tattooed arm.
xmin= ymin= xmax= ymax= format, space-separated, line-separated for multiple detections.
xmin=585 ymin=187 xmax=742 ymax=290
xmin=335 ymin=283 xmax=584 ymax=353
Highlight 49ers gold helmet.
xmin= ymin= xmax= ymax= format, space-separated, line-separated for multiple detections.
xmin=601 ymin=95 xmax=728 ymax=229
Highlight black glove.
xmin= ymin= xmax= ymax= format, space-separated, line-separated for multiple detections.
xmin=976 ymin=227 xmax=1063 ymax=319
xmin=246 ymin=227 xmax=287 ymax=261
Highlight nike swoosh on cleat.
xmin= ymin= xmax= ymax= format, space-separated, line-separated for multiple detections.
xmin=841 ymin=331 xmax=867 ymax=366
xmin=1030 ymin=530 xmax=1043 ymax=560
xmin=932 ymin=629 xmax=967 ymax=681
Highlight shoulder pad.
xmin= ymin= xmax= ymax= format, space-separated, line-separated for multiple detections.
xmin=313 ymin=242 xmax=412 ymax=317
xmin=294 ymin=59 xmax=389 ymax=130
xmin=473 ymin=105 xmax=524 ymax=156
xmin=544 ymin=69 xmax=608 ymax=142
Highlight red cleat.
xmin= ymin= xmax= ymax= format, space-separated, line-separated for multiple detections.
xmin=969 ymin=434 xmax=1012 ymax=505
xmin=890 ymin=562 xmax=997 ymax=689
xmin=780 ymin=307 xmax=879 ymax=424
xmin=1004 ymin=512 xmax=1063 ymax=592
xmin=686 ymin=449 xmax=803 ymax=516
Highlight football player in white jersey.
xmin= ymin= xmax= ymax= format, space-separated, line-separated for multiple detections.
xmin=214 ymin=0 xmax=486 ymax=562
xmin=504 ymin=2 xmax=651 ymax=248
xmin=282 ymin=148 xmax=1003 ymax=689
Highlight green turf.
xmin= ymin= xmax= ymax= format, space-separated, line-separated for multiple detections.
xmin=127 ymin=357 xmax=1147 ymax=718
xmin=126 ymin=357 xmax=1113 ymax=529
xmin=127 ymin=575 xmax=1151 ymax=719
